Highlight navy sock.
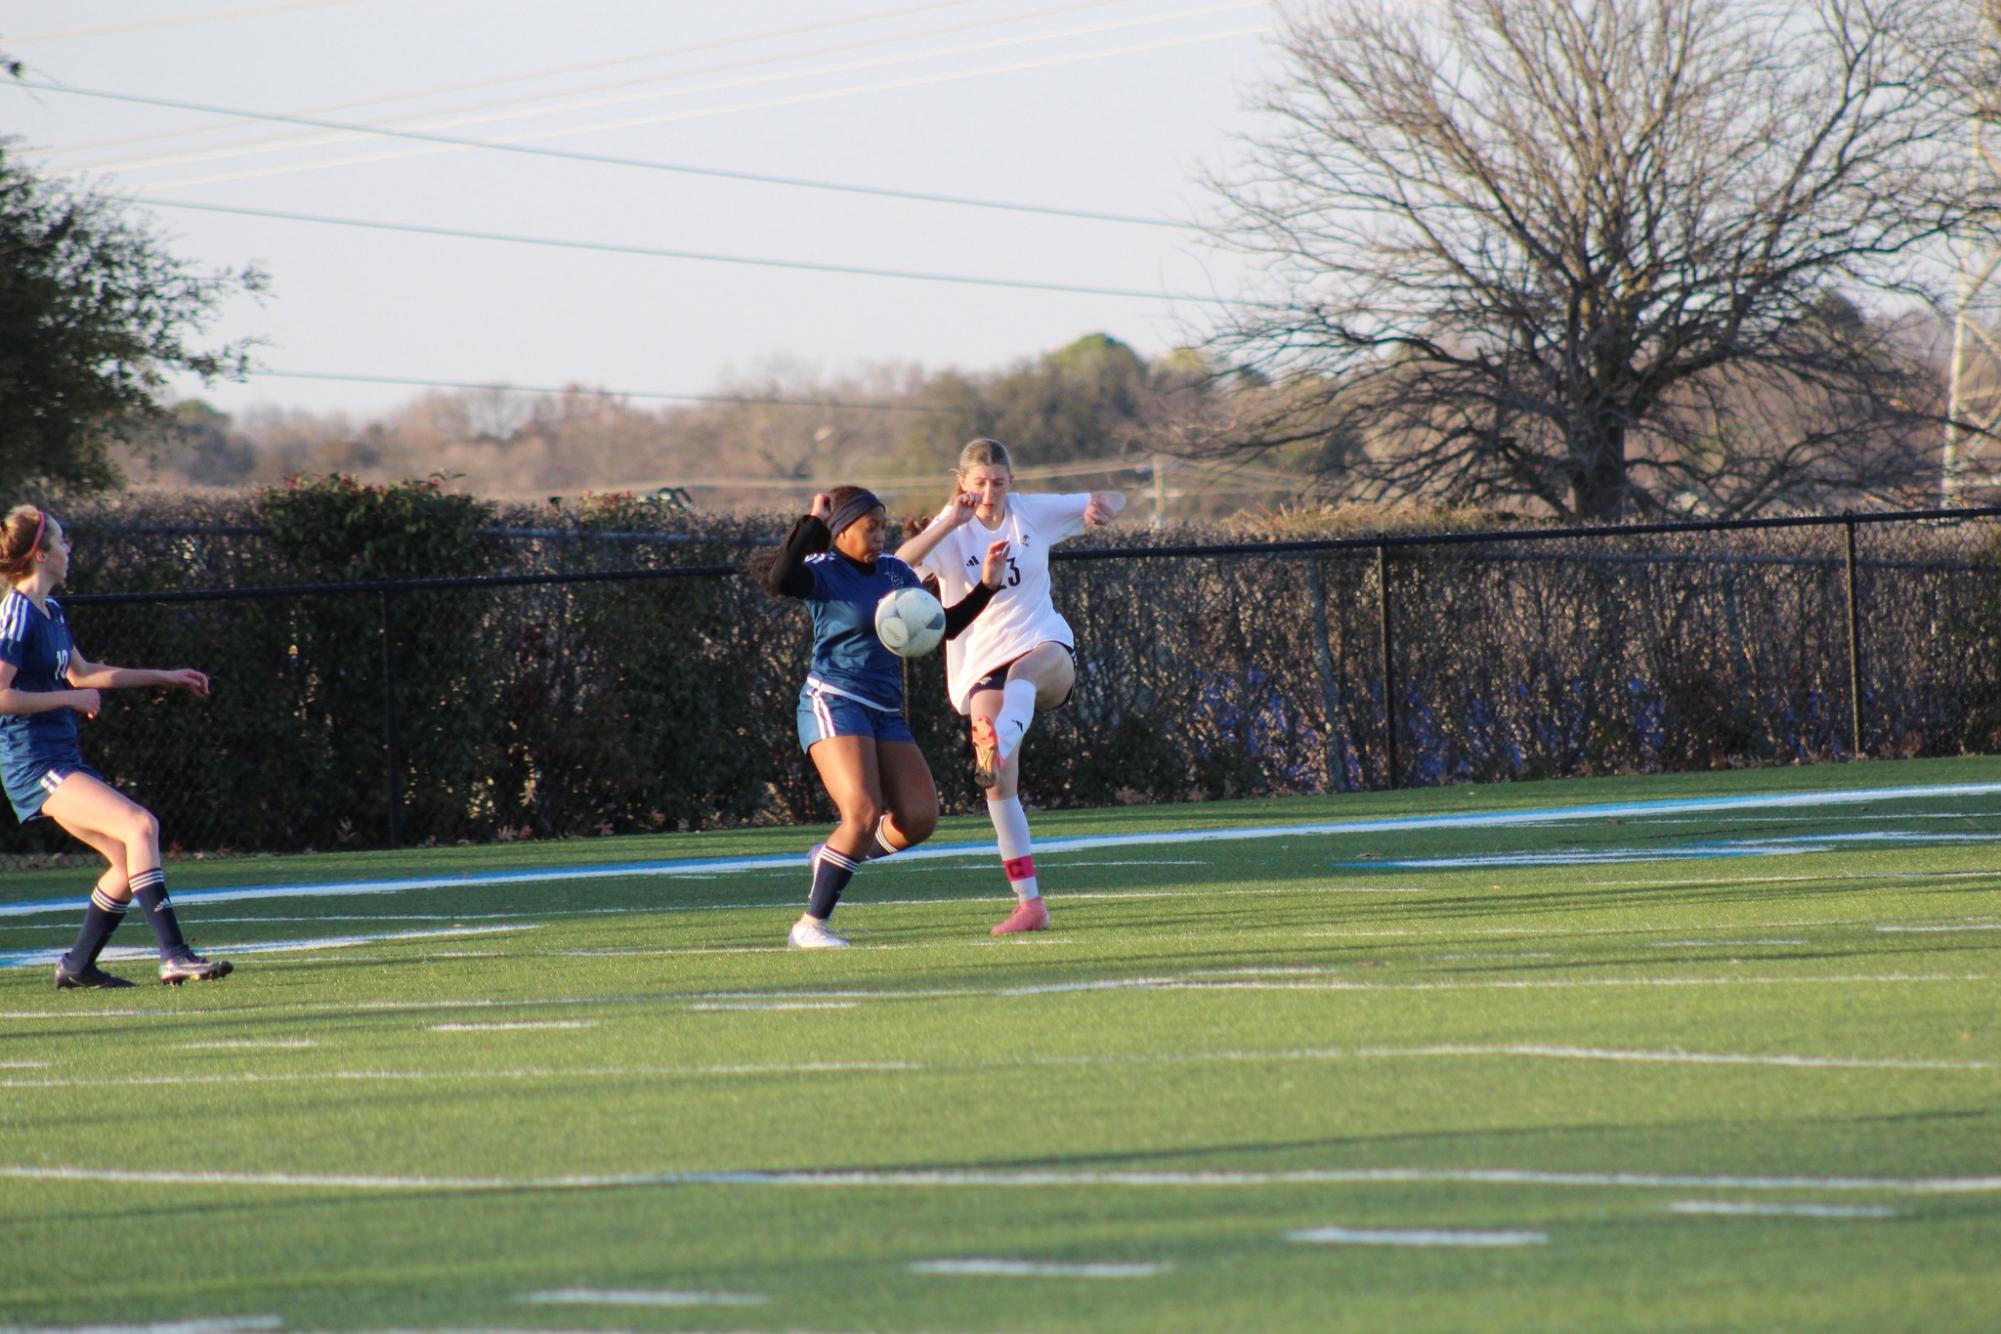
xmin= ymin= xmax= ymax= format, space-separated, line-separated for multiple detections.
xmin=807 ymin=846 xmax=861 ymax=921
xmin=129 ymin=869 xmax=189 ymax=959
xmin=63 ymin=887 xmax=127 ymax=969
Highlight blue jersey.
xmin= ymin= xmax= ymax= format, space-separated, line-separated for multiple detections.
xmin=799 ymin=552 xmax=926 ymax=712
xmin=0 ymin=589 xmax=79 ymax=758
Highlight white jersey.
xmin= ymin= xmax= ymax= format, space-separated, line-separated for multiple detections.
xmin=915 ymin=492 xmax=1092 ymax=713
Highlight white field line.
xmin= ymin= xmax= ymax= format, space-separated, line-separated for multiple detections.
xmin=1 ymin=1321 xmax=283 ymax=1334
xmin=910 ymin=1259 xmax=1170 ymax=1277
xmin=0 ymin=965 xmax=1988 ymax=1026
xmin=1286 ymin=1226 xmax=1547 ymax=1247
xmin=521 ymin=1287 xmax=767 ymax=1307
xmin=0 ymin=925 xmax=536 ymax=970
xmin=173 ymin=1040 xmax=317 ymax=1051
xmin=1878 ymin=923 xmax=2001 ymax=934
xmin=996 ymin=972 xmax=1987 ymax=996
xmin=0 ymin=1061 xmax=920 ymax=1089
xmin=1630 ymin=813 xmax=2001 ymax=825
xmin=1580 ymin=870 xmax=2001 ymax=890
xmin=689 ymin=1001 xmax=861 ymax=1011
xmin=6 ymin=1041 xmax=1988 ymax=1092
xmin=0 ymin=1060 xmax=50 ymax=1068
xmin=1647 ymin=940 xmax=1809 ymax=948
xmin=1305 ymin=913 xmax=1995 ymax=942
xmin=426 ymin=1032 xmax=596 ymax=1040
xmin=1433 ymin=952 xmax=1557 ymax=961
xmin=3 ymin=779 xmax=1995 ymax=920
xmin=1346 ymin=1045 xmax=1997 ymax=1072
xmin=1669 ymin=1200 xmax=1900 ymax=1219
xmin=8 ymin=1163 xmax=2001 ymax=1195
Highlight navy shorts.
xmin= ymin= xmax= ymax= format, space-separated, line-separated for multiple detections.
xmin=796 ymin=688 xmax=916 ymax=754
xmin=1 ymin=748 xmax=103 ymax=823
xmin=970 ymin=643 xmax=1075 ymax=712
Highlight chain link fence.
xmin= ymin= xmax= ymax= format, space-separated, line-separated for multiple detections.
xmin=6 ymin=506 xmax=2001 ymax=866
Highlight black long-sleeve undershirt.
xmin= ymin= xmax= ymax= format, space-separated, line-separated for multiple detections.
xmin=761 ymin=512 xmax=997 ymax=640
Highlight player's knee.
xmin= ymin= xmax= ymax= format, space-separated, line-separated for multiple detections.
xmin=846 ymin=796 xmax=885 ymax=832
xmin=122 ymin=807 xmax=160 ymax=848
xmin=898 ymin=807 xmax=938 ymax=846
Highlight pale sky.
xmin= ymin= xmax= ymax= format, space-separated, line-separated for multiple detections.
xmin=3 ymin=0 xmax=1282 ymax=421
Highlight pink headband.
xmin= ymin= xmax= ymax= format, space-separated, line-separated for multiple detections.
xmin=31 ymin=508 xmax=45 ymax=553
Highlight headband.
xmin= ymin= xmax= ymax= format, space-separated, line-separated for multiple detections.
xmin=31 ymin=508 xmax=45 ymax=553
xmin=826 ymin=491 xmax=883 ymax=538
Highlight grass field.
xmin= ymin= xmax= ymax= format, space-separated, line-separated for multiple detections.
xmin=4 ymin=755 xmax=2001 ymax=1332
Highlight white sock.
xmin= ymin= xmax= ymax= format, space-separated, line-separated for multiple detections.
xmin=986 ymin=794 xmax=1040 ymax=902
xmin=995 ymin=679 xmax=1039 ymax=762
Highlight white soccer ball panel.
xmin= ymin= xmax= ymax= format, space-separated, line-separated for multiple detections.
xmin=875 ymin=586 xmax=946 ymax=658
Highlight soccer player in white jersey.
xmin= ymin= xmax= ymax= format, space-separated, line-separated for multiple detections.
xmin=898 ymin=439 xmax=1125 ymax=934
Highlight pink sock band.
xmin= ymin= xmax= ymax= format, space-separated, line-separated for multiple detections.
xmin=1003 ymin=855 xmax=1036 ymax=882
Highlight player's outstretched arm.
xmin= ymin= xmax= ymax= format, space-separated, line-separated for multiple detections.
xmin=1084 ymin=491 xmax=1126 ymax=525
xmin=896 ymin=491 xmax=978 ymax=567
xmin=67 ymin=654 xmax=210 ymax=696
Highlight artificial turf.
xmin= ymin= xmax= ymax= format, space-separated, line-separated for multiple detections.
xmin=3 ymin=755 xmax=1999 ymax=1331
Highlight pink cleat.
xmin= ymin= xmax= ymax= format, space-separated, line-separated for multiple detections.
xmin=991 ymin=898 xmax=1048 ymax=936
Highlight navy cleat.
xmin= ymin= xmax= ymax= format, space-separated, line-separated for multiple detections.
xmin=54 ymin=959 xmax=136 ymax=990
xmin=159 ymin=951 xmax=233 ymax=985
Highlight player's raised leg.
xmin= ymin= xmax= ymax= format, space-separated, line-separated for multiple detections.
xmin=991 ymin=642 xmax=1075 ymax=767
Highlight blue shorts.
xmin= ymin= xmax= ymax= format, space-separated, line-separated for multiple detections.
xmin=796 ymin=687 xmax=916 ymax=754
xmin=1 ymin=747 xmax=103 ymax=823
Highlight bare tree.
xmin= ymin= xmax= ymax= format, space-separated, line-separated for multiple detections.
xmin=1204 ymin=0 xmax=2000 ymax=518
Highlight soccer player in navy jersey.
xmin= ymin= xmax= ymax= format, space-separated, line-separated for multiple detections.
xmin=763 ymin=485 xmax=1010 ymax=948
xmin=0 ymin=506 xmax=231 ymax=988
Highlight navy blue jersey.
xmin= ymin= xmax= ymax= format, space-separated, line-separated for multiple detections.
xmin=800 ymin=551 xmax=925 ymax=711
xmin=0 ymin=590 xmax=79 ymax=757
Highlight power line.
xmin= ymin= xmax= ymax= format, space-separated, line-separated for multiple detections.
xmin=139 ymin=21 xmax=1267 ymax=196
xmin=8 ymin=0 xmax=358 ymax=45
xmin=18 ymin=76 xmax=1194 ymax=230
xmin=111 ymin=194 xmax=1238 ymax=303
xmin=249 ymin=369 xmax=973 ymax=414
xmin=60 ymin=2 xmax=1263 ymax=192
xmin=42 ymin=0 xmax=1111 ymax=160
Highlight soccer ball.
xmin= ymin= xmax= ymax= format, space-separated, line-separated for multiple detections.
xmin=875 ymin=586 xmax=946 ymax=658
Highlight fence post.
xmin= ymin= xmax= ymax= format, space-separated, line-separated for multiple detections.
xmin=1304 ymin=557 xmax=1344 ymax=790
xmin=1842 ymin=515 xmax=1864 ymax=760
xmin=380 ymin=589 xmax=402 ymax=847
xmin=1377 ymin=539 xmax=1399 ymax=789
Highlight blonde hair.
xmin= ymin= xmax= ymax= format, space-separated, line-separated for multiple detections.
xmin=0 ymin=506 xmax=50 ymax=582
xmin=956 ymin=437 xmax=1013 ymax=476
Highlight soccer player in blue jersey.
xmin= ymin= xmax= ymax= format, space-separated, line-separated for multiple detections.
xmin=0 ymin=506 xmax=231 ymax=988
xmin=763 ymin=486 xmax=1010 ymax=948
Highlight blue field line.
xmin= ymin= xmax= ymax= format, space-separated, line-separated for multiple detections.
xmin=3 ymin=780 xmax=1998 ymax=921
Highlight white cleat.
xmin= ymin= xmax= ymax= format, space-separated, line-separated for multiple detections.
xmin=788 ymin=916 xmax=849 ymax=950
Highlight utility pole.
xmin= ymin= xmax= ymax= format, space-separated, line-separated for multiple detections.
xmin=1945 ymin=0 xmax=2001 ymax=505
